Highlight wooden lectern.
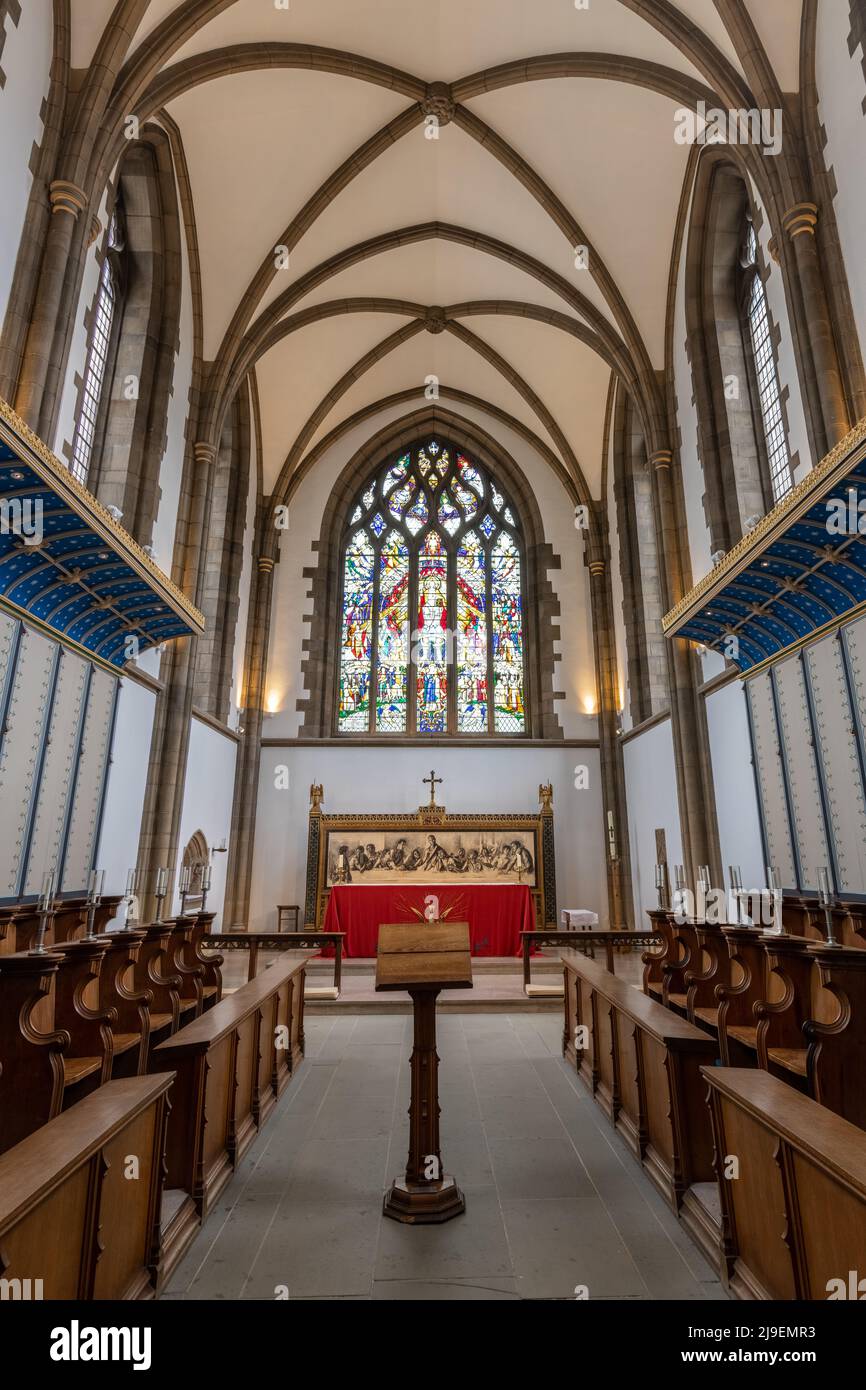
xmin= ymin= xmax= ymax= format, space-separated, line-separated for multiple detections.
xmin=376 ymin=921 xmax=472 ymax=1223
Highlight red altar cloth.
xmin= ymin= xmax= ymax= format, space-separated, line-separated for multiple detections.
xmin=322 ymin=883 xmax=534 ymax=958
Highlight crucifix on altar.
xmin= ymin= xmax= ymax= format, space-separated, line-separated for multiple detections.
xmin=422 ymin=769 xmax=442 ymax=809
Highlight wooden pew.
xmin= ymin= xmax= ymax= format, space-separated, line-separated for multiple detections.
xmin=685 ymin=919 xmax=733 ymax=1034
xmin=150 ymin=953 xmax=309 ymax=1284
xmin=642 ymin=907 xmax=672 ymax=1001
xmin=805 ymin=944 xmax=866 ymax=1129
xmin=754 ymin=935 xmax=829 ymax=1088
xmin=96 ymin=928 xmax=153 ymax=1077
xmin=663 ymin=914 xmax=699 ymax=1016
xmin=133 ymin=923 xmax=182 ymax=1052
xmin=164 ymin=916 xmax=205 ymax=1021
xmin=189 ymin=911 xmax=222 ymax=1009
xmin=0 ymin=952 xmax=68 ymax=1153
xmin=50 ymin=939 xmax=116 ymax=1106
xmin=704 ymin=1066 xmax=866 ymax=1299
xmin=0 ymin=895 xmax=124 ymax=955
xmin=0 ymin=1073 xmax=173 ymax=1299
xmin=715 ymin=926 xmax=772 ymax=1065
xmin=562 ymin=949 xmax=718 ymax=1232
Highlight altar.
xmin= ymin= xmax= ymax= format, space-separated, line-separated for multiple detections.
xmin=303 ymin=773 xmax=557 ymax=953
xmin=322 ymin=883 xmax=535 ymax=958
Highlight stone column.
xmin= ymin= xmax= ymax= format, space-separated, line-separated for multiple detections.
xmin=781 ymin=202 xmax=850 ymax=454
xmin=137 ymin=440 xmax=217 ymax=922
xmin=649 ymin=447 xmax=722 ymax=888
xmin=14 ymin=179 xmax=88 ymax=430
xmin=223 ymin=550 xmax=278 ymax=929
xmin=586 ymin=547 xmax=634 ymax=930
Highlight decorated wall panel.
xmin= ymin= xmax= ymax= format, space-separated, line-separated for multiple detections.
xmin=0 ymin=626 xmax=57 ymax=895
xmin=60 ymin=664 xmax=117 ymax=893
xmin=23 ymin=651 xmax=89 ymax=895
xmin=773 ymin=655 xmax=831 ymax=891
xmin=745 ymin=669 xmax=797 ymax=887
xmin=805 ymin=634 xmax=866 ymax=894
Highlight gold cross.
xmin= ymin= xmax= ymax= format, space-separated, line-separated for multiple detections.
xmin=423 ymin=769 xmax=443 ymax=807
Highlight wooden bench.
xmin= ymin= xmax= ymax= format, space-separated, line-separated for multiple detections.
xmin=0 ymin=1072 xmax=172 ymax=1299
xmin=0 ymin=895 xmax=124 ymax=955
xmin=150 ymin=953 xmax=310 ymax=1284
xmin=50 ymin=939 xmax=116 ymax=1106
xmin=685 ymin=918 xmax=733 ymax=1034
xmin=562 ymin=949 xmax=718 ymax=1239
xmin=704 ymin=1065 xmax=866 ymax=1299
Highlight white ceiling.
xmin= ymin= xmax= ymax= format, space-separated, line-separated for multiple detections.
xmin=71 ymin=0 xmax=804 ymax=501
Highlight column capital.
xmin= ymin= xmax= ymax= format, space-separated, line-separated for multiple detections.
xmin=257 ymin=556 xmax=275 ymax=574
xmin=588 ymin=559 xmax=606 ymax=577
xmin=87 ymin=215 xmax=102 ymax=248
xmin=48 ymin=180 xmax=88 ymax=219
xmin=781 ymin=202 xmax=818 ymax=240
xmin=193 ymin=441 xmax=217 ymax=466
xmin=649 ymin=448 xmax=673 ymax=472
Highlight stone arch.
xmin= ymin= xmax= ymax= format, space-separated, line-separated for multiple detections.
xmin=182 ymin=828 xmax=209 ymax=907
xmin=297 ymin=407 xmax=566 ymax=742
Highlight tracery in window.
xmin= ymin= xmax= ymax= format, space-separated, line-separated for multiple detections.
xmin=337 ymin=440 xmax=526 ymax=736
xmin=69 ymin=210 xmax=123 ymax=486
xmin=742 ymin=221 xmax=793 ymax=504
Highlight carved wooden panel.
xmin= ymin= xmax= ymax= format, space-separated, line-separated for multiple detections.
xmin=746 ymin=670 xmax=797 ymax=888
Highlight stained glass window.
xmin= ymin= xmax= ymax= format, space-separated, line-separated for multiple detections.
xmin=456 ymin=530 xmax=487 ymax=732
xmin=376 ymin=530 xmax=410 ymax=731
xmin=491 ymin=531 xmax=525 ymax=733
xmin=743 ymin=221 xmax=793 ymax=504
xmin=337 ymin=439 xmax=526 ymax=735
xmin=337 ymin=530 xmax=375 ymax=731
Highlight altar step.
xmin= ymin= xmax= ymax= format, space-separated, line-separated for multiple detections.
xmin=304 ymin=956 xmax=564 ymax=1015
xmin=306 ymin=954 xmax=563 ymax=978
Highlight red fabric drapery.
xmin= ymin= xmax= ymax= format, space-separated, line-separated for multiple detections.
xmin=321 ymin=883 xmax=534 ymax=958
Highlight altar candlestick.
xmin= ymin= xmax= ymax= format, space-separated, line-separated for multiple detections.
xmin=200 ymin=863 xmax=212 ymax=912
xmin=32 ymin=869 xmax=56 ymax=955
xmin=817 ymin=866 xmax=839 ymax=946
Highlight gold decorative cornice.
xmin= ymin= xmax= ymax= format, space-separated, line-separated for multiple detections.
xmin=0 ymin=395 xmax=204 ymax=632
xmin=782 ymin=202 xmax=818 ymax=239
xmin=663 ymin=414 xmax=866 ymax=635
xmin=49 ymin=180 xmax=88 ymax=218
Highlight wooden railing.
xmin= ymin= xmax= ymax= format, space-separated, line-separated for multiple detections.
xmin=204 ymin=931 xmax=345 ymax=994
xmin=521 ymin=929 xmax=661 ymax=989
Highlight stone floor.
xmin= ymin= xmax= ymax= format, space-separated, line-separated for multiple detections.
xmin=163 ymin=1010 xmax=728 ymax=1301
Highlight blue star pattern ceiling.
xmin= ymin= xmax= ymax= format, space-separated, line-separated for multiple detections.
xmin=0 ymin=400 xmax=203 ymax=669
xmin=663 ymin=418 xmax=866 ymax=674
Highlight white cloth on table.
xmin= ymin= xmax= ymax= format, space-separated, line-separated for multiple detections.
xmin=560 ymin=908 xmax=599 ymax=930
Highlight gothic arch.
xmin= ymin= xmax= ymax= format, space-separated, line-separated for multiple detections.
xmin=297 ymin=409 xmax=565 ymax=742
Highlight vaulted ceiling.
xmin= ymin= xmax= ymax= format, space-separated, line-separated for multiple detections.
xmin=71 ymin=0 xmax=804 ymax=502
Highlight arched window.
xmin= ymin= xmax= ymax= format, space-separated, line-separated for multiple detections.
xmin=741 ymin=218 xmax=793 ymax=504
xmin=337 ymin=439 xmax=526 ymax=736
xmin=69 ymin=208 xmax=124 ymax=486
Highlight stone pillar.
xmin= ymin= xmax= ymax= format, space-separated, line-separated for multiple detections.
xmin=781 ymin=202 xmax=850 ymax=453
xmin=649 ymin=447 xmax=722 ymax=888
xmin=223 ymin=551 xmax=278 ymax=929
xmin=14 ymin=179 xmax=88 ymax=430
xmin=586 ymin=548 xmax=634 ymax=930
xmin=137 ymin=440 xmax=217 ymax=922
